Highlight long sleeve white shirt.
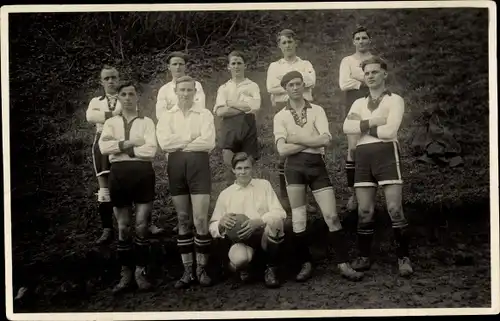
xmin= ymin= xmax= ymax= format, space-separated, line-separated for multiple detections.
xmin=155 ymin=80 xmax=205 ymax=120
xmin=98 ymin=115 xmax=157 ymax=162
xmin=266 ymin=57 xmax=315 ymax=105
xmin=86 ymin=95 xmax=122 ymax=133
xmin=213 ymin=78 xmax=261 ymax=115
xmin=343 ymin=93 xmax=405 ymax=146
xmin=156 ymin=104 xmax=216 ymax=153
xmin=339 ymin=55 xmax=366 ymax=91
xmin=209 ymin=179 xmax=287 ymax=239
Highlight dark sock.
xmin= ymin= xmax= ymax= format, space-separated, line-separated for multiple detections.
xmin=346 ymin=160 xmax=355 ymax=188
xmin=117 ymin=240 xmax=134 ymax=268
xmin=329 ymin=230 xmax=350 ymax=264
xmin=265 ymin=234 xmax=284 ymax=267
xmin=393 ymin=227 xmax=410 ymax=258
xmin=99 ymin=202 xmax=113 ymax=229
xmin=194 ymin=233 xmax=212 ymax=266
xmin=357 ymin=222 xmax=374 ymax=257
xmin=177 ymin=232 xmax=194 ymax=255
xmin=278 ymin=161 xmax=288 ymax=200
xmin=293 ymin=231 xmax=312 ymax=264
xmin=134 ymin=236 xmax=150 ymax=267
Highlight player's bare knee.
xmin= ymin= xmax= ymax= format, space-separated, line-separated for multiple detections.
xmin=266 ymin=218 xmax=284 ymax=236
xmin=193 ymin=215 xmax=208 ymax=234
xmin=135 ymin=219 xmax=148 ymax=238
xmin=387 ymin=202 xmax=403 ymax=221
xmin=228 ymin=245 xmax=251 ymax=269
xmin=358 ymin=206 xmax=374 ymax=223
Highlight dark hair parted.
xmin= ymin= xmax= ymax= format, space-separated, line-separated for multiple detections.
xmin=167 ymin=51 xmax=190 ymax=64
xmin=228 ymin=50 xmax=246 ymax=63
xmin=352 ymin=26 xmax=370 ymax=39
xmin=231 ymin=152 xmax=255 ymax=169
xmin=276 ymin=29 xmax=297 ymax=43
xmin=117 ymin=81 xmax=140 ymax=93
xmin=361 ymin=56 xmax=388 ymax=71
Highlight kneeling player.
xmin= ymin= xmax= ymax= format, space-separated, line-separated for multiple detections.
xmin=214 ymin=51 xmax=261 ymax=186
xmin=156 ymin=76 xmax=215 ymax=288
xmin=209 ymin=152 xmax=286 ymax=288
xmin=343 ymin=56 xmax=413 ymax=277
xmin=273 ymin=71 xmax=363 ymax=282
xmin=99 ymin=82 xmax=158 ymax=293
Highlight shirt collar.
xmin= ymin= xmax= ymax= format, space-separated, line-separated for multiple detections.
xmin=279 ymin=56 xmax=301 ymax=64
xmin=285 ymin=99 xmax=312 ymax=110
xmin=233 ymin=179 xmax=255 ymax=190
xmin=168 ymin=104 xmax=203 ymax=114
xmin=228 ymin=78 xmax=251 ymax=86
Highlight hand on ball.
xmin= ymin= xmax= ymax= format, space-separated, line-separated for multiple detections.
xmin=219 ymin=213 xmax=238 ymax=231
xmin=237 ymin=218 xmax=263 ymax=240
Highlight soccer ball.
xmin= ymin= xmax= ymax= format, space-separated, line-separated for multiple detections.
xmin=225 ymin=214 xmax=250 ymax=243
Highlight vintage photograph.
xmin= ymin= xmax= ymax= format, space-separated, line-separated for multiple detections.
xmin=2 ymin=1 xmax=498 ymax=319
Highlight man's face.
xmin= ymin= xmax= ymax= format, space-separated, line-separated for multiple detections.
xmin=100 ymin=69 xmax=119 ymax=93
xmin=353 ymin=31 xmax=371 ymax=52
xmin=278 ymin=35 xmax=297 ymax=58
xmin=228 ymin=56 xmax=245 ymax=77
xmin=233 ymin=158 xmax=253 ymax=185
xmin=175 ymin=81 xmax=196 ymax=105
xmin=363 ymin=63 xmax=387 ymax=88
xmin=118 ymin=85 xmax=138 ymax=111
xmin=285 ymin=77 xmax=305 ymax=99
xmin=168 ymin=57 xmax=186 ymax=78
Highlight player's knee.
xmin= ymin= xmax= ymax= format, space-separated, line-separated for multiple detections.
xmin=97 ymin=188 xmax=111 ymax=203
xmin=135 ymin=219 xmax=148 ymax=238
xmin=358 ymin=205 xmax=374 ymax=223
xmin=228 ymin=244 xmax=252 ymax=270
xmin=117 ymin=221 xmax=131 ymax=240
xmin=387 ymin=202 xmax=403 ymax=221
xmin=193 ymin=214 xmax=208 ymax=233
xmin=292 ymin=205 xmax=307 ymax=233
xmin=266 ymin=218 xmax=284 ymax=237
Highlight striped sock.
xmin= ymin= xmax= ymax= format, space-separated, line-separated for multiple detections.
xmin=134 ymin=236 xmax=150 ymax=267
xmin=392 ymin=220 xmax=410 ymax=258
xmin=195 ymin=234 xmax=212 ymax=266
xmin=357 ymin=222 xmax=374 ymax=258
xmin=346 ymin=160 xmax=355 ymax=188
xmin=178 ymin=233 xmax=194 ymax=265
xmin=117 ymin=240 xmax=134 ymax=268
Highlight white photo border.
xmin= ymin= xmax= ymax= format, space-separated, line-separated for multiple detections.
xmin=2 ymin=1 xmax=498 ymax=320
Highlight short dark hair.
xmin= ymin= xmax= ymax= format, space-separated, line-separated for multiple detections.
xmin=352 ymin=26 xmax=370 ymax=39
xmin=228 ymin=50 xmax=245 ymax=63
xmin=175 ymin=75 xmax=196 ymax=89
xmin=167 ymin=51 xmax=189 ymax=64
xmin=100 ymin=65 xmax=119 ymax=76
xmin=117 ymin=81 xmax=139 ymax=93
xmin=361 ymin=56 xmax=388 ymax=71
xmin=231 ymin=152 xmax=254 ymax=169
xmin=277 ymin=29 xmax=297 ymax=43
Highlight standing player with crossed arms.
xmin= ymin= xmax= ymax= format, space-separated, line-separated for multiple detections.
xmin=99 ymin=81 xmax=158 ymax=293
xmin=339 ymin=26 xmax=373 ymax=212
xmin=343 ymin=57 xmax=413 ymax=277
xmin=86 ymin=65 xmax=122 ymax=245
xmin=156 ymin=76 xmax=216 ymax=289
xmin=214 ymin=51 xmax=261 ymax=186
xmin=274 ymin=71 xmax=363 ymax=282
xmin=266 ymin=29 xmax=317 ymax=213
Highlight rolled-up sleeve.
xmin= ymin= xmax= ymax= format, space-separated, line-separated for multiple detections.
xmin=183 ymin=110 xmax=216 ymax=152
xmin=133 ymin=118 xmax=158 ymax=159
xmin=261 ymin=181 xmax=287 ymax=224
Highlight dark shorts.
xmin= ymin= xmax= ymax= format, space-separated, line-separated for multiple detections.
xmin=93 ymin=132 xmax=111 ymax=177
xmin=167 ymin=151 xmax=211 ymax=196
xmin=284 ymin=152 xmax=332 ymax=191
xmin=354 ymin=141 xmax=403 ymax=187
xmin=109 ymin=161 xmax=155 ymax=207
xmin=344 ymin=86 xmax=370 ymax=114
xmin=219 ymin=114 xmax=259 ymax=160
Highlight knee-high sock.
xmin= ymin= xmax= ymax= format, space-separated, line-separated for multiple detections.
xmin=134 ymin=236 xmax=150 ymax=268
xmin=357 ymin=222 xmax=374 ymax=258
xmin=346 ymin=160 xmax=355 ymax=188
xmin=293 ymin=231 xmax=311 ymax=264
xmin=329 ymin=229 xmax=350 ymax=264
xmin=177 ymin=232 xmax=194 ymax=267
xmin=195 ymin=234 xmax=212 ymax=267
xmin=265 ymin=234 xmax=284 ymax=267
xmin=117 ymin=239 xmax=134 ymax=268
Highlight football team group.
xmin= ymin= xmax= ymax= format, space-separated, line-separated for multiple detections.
xmin=86 ymin=27 xmax=413 ymax=293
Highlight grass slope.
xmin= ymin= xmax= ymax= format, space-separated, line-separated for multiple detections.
xmin=9 ymin=8 xmax=491 ymax=311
